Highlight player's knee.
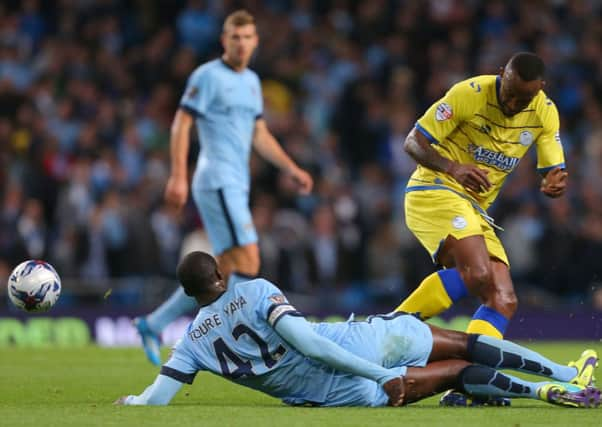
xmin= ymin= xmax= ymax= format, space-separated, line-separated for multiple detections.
xmin=496 ymin=290 xmax=518 ymax=317
xmin=460 ymin=265 xmax=492 ymax=295
xmin=483 ymin=288 xmax=517 ymax=318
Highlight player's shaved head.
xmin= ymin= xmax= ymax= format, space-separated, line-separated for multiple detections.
xmin=498 ymin=52 xmax=546 ymax=116
xmin=177 ymin=251 xmax=223 ymax=298
xmin=507 ymin=52 xmax=545 ymax=81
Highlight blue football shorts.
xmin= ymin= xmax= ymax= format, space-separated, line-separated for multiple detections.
xmin=314 ymin=312 xmax=433 ymax=406
xmin=192 ymin=187 xmax=258 ymax=255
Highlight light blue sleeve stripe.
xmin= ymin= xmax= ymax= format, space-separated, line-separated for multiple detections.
xmin=537 ymin=163 xmax=565 ymax=174
xmin=274 ymin=315 xmax=399 ymax=385
xmin=415 ymin=123 xmax=440 ymax=144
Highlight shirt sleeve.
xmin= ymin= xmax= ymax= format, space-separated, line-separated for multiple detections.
xmin=253 ymin=279 xmax=303 ymax=328
xmin=415 ymin=79 xmax=481 ymax=144
xmin=535 ymin=98 xmax=566 ymax=174
xmin=124 ymin=374 xmax=184 ymax=405
xmin=274 ymin=315 xmax=403 ymax=385
xmin=160 ymin=337 xmax=203 ymax=385
xmin=179 ymin=67 xmax=216 ymax=117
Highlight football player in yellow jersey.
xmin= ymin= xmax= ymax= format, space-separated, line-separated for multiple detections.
xmin=395 ymin=52 xmax=568 ymax=341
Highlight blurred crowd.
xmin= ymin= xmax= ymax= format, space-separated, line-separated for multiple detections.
xmin=1 ymin=0 xmax=602 ymax=310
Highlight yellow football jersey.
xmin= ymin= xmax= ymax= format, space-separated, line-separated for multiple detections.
xmin=409 ymin=75 xmax=565 ymax=210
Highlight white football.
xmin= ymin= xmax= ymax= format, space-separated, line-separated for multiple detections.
xmin=7 ymin=260 xmax=61 ymax=312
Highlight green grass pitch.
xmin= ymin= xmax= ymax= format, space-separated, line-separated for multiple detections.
xmin=0 ymin=342 xmax=600 ymax=427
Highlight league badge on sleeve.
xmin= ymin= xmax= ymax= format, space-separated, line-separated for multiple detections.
xmin=268 ymin=294 xmax=287 ymax=304
xmin=435 ymin=103 xmax=453 ymax=121
xmin=187 ymin=86 xmax=199 ymax=99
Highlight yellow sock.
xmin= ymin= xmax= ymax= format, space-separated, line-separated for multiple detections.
xmin=466 ymin=320 xmax=503 ymax=338
xmin=465 ymin=305 xmax=508 ymax=338
xmin=395 ymin=272 xmax=453 ymax=319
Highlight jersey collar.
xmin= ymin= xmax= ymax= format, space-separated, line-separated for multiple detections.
xmin=495 ymin=75 xmax=502 ymax=107
xmin=220 ymin=57 xmax=247 ymax=74
xmin=220 ymin=58 xmax=236 ymax=71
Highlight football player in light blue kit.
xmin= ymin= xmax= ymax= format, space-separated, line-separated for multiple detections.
xmin=134 ymin=10 xmax=313 ymax=365
xmin=118 ymin=252 xmax=600 ymax=408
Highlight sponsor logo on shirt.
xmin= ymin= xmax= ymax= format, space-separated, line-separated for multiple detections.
xmin=468 ymin=143 xmax=519 ymax=172
xmin=435 ymin=103 xmax=453 ymax=121
xmin=227 ymin=105 xmax=258 ymax=115
xmin=554 ymin=131 xmax=562 ymax=145
xmin=519 ymin=130 xmax=533 ymax=146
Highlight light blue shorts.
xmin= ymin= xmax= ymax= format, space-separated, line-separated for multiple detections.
xmin=192 ymin=187 xmax=258 ymax=255
xmin=314 ymin=313 xmax=433 ymax=406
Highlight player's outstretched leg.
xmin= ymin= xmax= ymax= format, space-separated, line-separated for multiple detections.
xmin=134 ymin=287 xmax=197 ymax=366
xmin=459 ymin=365 xmax=601 ymax=409
xmin=429 ymin=327 xmax=600 ymax=406
xmin=467 ymin=335 xmax=599 ymax=386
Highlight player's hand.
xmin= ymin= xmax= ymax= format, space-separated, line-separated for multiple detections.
xmin=288 ymin=166 xmax=313 ymax=195
xmin=164 ymin=175 xmax=189 ymax=210
xmin=540 ymin=167 xmax=568 ymax=198
xmin=447 ymin=162 xmax=491 ymax=193
xmin=383 ymin=376 xmax=405 ymax=407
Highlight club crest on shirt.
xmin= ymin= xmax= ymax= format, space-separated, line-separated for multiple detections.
xmin=519 ymin=130 xmax=533 ymax=146
xmin=452 ymin=216 xmax=467 ymax=230
xmin=435 ymin=103 xmax=453 ymax=121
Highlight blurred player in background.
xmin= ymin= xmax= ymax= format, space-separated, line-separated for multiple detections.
xmin=116 ymin=251 xmax=599 ymax=408
xmin=134 ymin=10 xmax=313 ymax=366
xmin=393 ymin=52 xmax=568 ymax=404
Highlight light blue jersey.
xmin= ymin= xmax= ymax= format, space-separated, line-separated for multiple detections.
xmin=163 ymin=279 xmax=433 ymax=406
xmin=180 ymin=58 xmax=263 ymax=192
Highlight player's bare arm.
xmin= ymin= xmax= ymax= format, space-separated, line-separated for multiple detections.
xmin=165 ymin=108 xmax=194 ymax=209
xmin=540 ymin=166 xmax=568 ymax=198
xmin=404 ymin=127 xmax=491 ymax=193
xmin=252 ymin=119 xmax=313 ymax=194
